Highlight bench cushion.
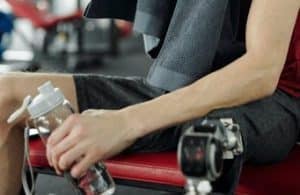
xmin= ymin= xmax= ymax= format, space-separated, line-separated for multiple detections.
xmin=29 ymin=137 xmax=300 ymax=194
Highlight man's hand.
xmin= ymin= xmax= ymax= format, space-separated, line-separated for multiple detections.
xmin=46 ymin=109 xmax=136 ymax=178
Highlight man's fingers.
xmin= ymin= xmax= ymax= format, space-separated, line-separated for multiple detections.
xmin=47 ymin=114 xmax=80 ymax=146
xmin=47 ymin=114 xmax=80 ymax=166
xmin=49 ymin=129 xmax=81 ymax=171
xmin=46 ymin=143 xmax=53 ymax=166
xmin=57 ymin=143 xmax=87 ymax=172
xmin=71 ymin=154 xmax=96 ymax=178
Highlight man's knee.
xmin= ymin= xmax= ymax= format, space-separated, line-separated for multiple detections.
xmin=237 ymin=104 xmax=299 ymax=164
xmin=0 ymin=76 xmax=23 ymax=144
xmin=246 ymin=125 xmax=298 ymax=164
xmin=208 ymin=94 xmax=300 ymax=164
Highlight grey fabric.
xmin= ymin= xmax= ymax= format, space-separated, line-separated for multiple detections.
xmin=133 ymin=0 xmax=176 ymax=38
xmin=146 ymin=0 xmax=230 ymax=91
xmin=84 ymin=0 xmax=246 ymax=91
xmin=204 ymin=90 xmax=300 ymax=194
xmin=73 ymin=74 xmax=182 ymax=153
xmin=73 ymin=74 xmax=300 ymax=194
xmin=133 ymin=0 xmax=176 ymax=57
xmin=142 ymin=34 xmax=160 ymax=57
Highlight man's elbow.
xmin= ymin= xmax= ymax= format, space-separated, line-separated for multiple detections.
xmin=262 ymin=75 xmax=279 ymax=97
xmin=249 ymin=51 xmax=284 ymax=97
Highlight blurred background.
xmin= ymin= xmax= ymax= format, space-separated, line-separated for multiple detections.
xmin=0 ymin=0 xmax=152 ymax=75
xmin=0 ymin=0 xmax=164 ymax=194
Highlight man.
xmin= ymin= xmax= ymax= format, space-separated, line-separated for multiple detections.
xmin=0 ymin=0 xmax=299 ymax=194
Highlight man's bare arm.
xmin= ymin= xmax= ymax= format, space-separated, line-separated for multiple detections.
xmin=122 ymin=0 xmax=300 ymax=138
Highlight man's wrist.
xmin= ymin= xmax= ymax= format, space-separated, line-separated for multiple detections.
xmin=118 ymin=106 xmax=148 ymax=140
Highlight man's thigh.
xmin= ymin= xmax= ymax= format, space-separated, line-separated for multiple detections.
xmin=204 ymin=90 xmax=300 ymax=194
xmin=73 ymin=74 xmax=165 ymax=112
xmin=5 ymin=72 xmax=78 ymax=112
xmin=71 ymin=74 xmax=300 ymax=194
xmin=73 ymin=75 xmax=300 ymax=194
xmin=130 ymin=89 xmax=300 ymax=194
xmin=73 ymin=73 xmax=300 ymax=162
xmin=73 ymin=74 xmax=188 ymax=153
xmin=208 ymin=89 xmax=300 ymax=164
xmin=129 ymin=90 xmax=300 ymax=160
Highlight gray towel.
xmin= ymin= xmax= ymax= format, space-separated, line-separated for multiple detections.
xmin=145 ymin=0 xmax=230 ymax=91
xmin=133 ymin=0 xmax=177 ymax=56
xmin=84 ymin=0 xmax=243 ymax=91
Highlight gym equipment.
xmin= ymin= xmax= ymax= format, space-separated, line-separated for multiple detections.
xmin=0 ymin=2 xmax=38 ymax=72
xmin=178 ymin=119 xmax=243 ymax=195
xmin=6 ymin=0 xmax=123 ymax=71
xmin=28 ymin=137 xmax=300 ymax=195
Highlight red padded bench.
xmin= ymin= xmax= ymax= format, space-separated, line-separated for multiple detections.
xmin=29 ymin=137 xmax=300 ymax=194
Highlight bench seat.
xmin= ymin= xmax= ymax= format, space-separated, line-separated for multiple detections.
xmin=29 ymin=137 xmax=300 ymax=195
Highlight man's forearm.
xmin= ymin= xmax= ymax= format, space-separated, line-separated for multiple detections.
xmin=121 ymin=0 xmax=299 ymax=139
xmin=121 ymin=53 xmax=279 ymax=139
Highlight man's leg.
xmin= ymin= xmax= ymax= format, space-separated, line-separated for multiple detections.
xmin=0 ymin=126 xmax=24 ymax=195
xmin=192 ymin=89 xmax=300 ymax=194
xmin=72 ymin=74 xmax=178 ymax=153
xmin=0 ymin=73 xmax=167 ymax=195
xmin=0 ymin=73 xmax=78 ymax=195
xmin=74 ymin=74 xmax=300 ymax=194
xmin=124 ymin=89 xmax=300 ymax=194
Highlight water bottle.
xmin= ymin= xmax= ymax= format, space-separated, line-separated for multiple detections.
xmin=26 ymin=81 xmax=115 ymax=195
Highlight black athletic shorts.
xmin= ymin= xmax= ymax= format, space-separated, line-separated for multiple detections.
xmin=73 ymin=74 xmax=300 ymax=194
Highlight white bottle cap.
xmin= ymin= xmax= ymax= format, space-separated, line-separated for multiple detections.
xmin=27 ymin=81 xmax=65 ymax=119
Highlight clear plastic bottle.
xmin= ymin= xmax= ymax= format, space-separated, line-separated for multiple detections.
xmin=27 ymin=81 xmax=115 ymax=195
